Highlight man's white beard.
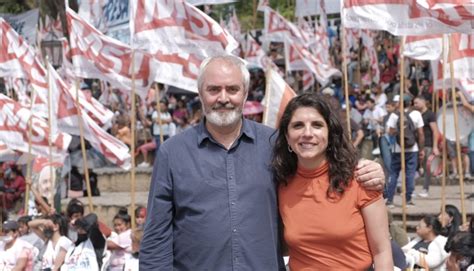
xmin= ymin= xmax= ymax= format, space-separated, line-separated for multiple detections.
xmin=206 ymin=109 xmax=242 ymax=127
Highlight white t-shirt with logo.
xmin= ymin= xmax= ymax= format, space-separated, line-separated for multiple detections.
xmin=41 ymin=236 xmax=74 ymax=269
xmin=0 ymin=238 xmax=37 ymax=270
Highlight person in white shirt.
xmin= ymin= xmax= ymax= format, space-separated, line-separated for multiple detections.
xmin=17 ymin=216 xmax=44 ymax=252
xmin=106 ymin=208 xmax=132 ymax=271
xmin=403 ymin=215 xmax=448 ymax=270
xmin=363 ymin=98 xmax=387 ymax=152
xmin=152 ymin=99 xmax=172 ymax=153
xmin=0 ymin=220 xmax=37 ymax=271
xmin=28 ymin=214 xmax=74 ymax=270
xmin=123 ymin=227 xmax=143 ymax=271
xmin=385 ymin=95 xmax=424 ymax=207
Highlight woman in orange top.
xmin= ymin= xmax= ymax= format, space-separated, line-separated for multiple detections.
xmin=272 ymin=93 xmax=393 ymax=270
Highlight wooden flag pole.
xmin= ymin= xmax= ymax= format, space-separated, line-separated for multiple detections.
xmin=24 ymin=94 xmax=34 ymax=215
xmin=342 ymin=27 xmax=352 ymax=140
xmin=262 ymin=69 xmax=273 ymax=125
xmin=440 ymin=35 xmax=447 ymax=223
xmin=448 ymin=34 xmax=467 ymax=224
xmin=154 ymin=84 xmax=164 ymax=144
xmin=74 ymin=79 xmax=94 ymax=213
xmin=130 ymin=49 xmax=138 ymax=230
xmin=399 ymin=36 xmax=407 ymax=232
xmin=46 ymin=60 xmax=55 ymax=211
xmin=252 ymin=0 xmax=258 ymax=30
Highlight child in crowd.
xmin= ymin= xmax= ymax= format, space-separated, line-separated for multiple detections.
xmin=123 ymin=227 xmax=143 ymax=271
xmin=106 ymin=207 xmax=132 ymax=271
xmin=134 ymin=206 xmax=147 ymax=229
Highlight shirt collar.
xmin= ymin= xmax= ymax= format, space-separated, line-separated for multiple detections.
xmin=197 ymin=118 xmax=256 ymax=146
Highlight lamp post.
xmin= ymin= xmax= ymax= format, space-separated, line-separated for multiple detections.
xmin=41 ymin=39 xmax=63 ymax=69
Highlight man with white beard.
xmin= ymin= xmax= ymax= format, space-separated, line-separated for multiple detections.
xmin=140 ymin=55 xmax=386 ymax=270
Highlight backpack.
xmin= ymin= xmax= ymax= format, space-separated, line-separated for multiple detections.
xmin=396 ymin=111 xmax=417 ymax=148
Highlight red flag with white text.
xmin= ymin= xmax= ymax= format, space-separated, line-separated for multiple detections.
xmin=342 ymin=0 xmax=474 ymax=35
xmin=129 ymin=0 xmax=239 ymax=93
xmin=67 ymin=7 xmax=155 ymax=99
xmin=0 ymin=94 xmax=71 ymax=163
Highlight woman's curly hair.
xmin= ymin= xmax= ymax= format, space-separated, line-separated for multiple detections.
xmin=271 ymin=93 xmax=358 ymax=197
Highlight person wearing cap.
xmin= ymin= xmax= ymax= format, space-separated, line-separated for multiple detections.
xmin=0 ymin=220 xmax=37 ymax=270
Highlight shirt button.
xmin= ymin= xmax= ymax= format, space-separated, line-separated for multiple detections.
xmin=233 ymin=229 xmax=237 ymax=232
xmin=231 ymin=202 xmax=235 ymax=205
xmin=229 ymin=176 xmax=233 ymax=180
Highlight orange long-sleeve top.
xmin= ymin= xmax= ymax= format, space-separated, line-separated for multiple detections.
xmin=279 ymin=162 xmax=381 ymax=270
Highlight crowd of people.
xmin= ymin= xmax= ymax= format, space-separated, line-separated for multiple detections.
xmin=0 ymin=19 xmax=473 ymax=271
xmin=1 ymin=198 xmax=146 ymax=270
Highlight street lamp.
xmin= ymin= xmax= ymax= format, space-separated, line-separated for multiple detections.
xmin=41 ymin=39 xmax=63 ymax=69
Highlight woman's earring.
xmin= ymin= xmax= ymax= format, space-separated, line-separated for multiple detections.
xmin=288 ymin=145 xmax=293 ymax=153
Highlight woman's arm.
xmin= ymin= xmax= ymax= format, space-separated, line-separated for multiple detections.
xmin=362 ymin=198 xmax=394 ymax=270
xmin=28 ymin=218 xmax=53 ymax=241
xmin=53 ymin=247 xmax=68 ymax=271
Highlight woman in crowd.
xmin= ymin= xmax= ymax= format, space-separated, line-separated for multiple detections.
xmin=445 ymin=216 xmax=474 ymax=271
xmin=439 ymin=204 xmax=463 ymax=238
xmin=106 ymin=208 xmax=132 ymax=271
xmin=272 ymin=93 xmax=392 ymax=270
xmin=29 ymin=214 xmax=74 ymax=270
xmin=63 ymin=213 xmax=105 ymax=270
xmin=403 ymin=215 xmax=449 ymax=270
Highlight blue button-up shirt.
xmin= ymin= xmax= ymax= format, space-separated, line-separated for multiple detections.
xmin=140 ymin=119 xmax=285 ymax=270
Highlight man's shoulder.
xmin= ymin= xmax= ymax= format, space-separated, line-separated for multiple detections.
xmin=161 ymin=125 xmax=199 ymax=149
xmin=246 ymin=121 xmax=276 ymax=142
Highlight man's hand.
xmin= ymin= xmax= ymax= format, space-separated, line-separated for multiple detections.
xmin=355 ymin=159 xmax=385 ymax=191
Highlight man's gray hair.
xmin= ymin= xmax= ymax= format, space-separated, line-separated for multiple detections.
xmin=197 ymin=55 xmax=250 ymax=93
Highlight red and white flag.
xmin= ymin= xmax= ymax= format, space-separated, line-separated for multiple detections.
xmin=314 ymin=0 xmax=330 ymax=64
xmin=433 ymin=33 xmax=474 ymax=95
xmin=263 ymin=69 xmax=297 ymax=128
xmin=404 ymin=35 xmax=443 ymax=60
xmin=47 ymin=62 xmax=132 ymax=169
xmin=0 ymin=18 xmax=113 ymax=128
xmin=243 ymin=34 xmax=280 ymax=72
xmin=285 ymin=38 xmax=341 ymax=86
xmin=0 ymin=94 xmax=71 ymax=162
xmin=67 ymin=7 xmax=155 ymax=99
xmin=302 ymin=70 xmax=315 ymax=91
xmin=360 ymin=30 xmax=380 ymax=83
xmin=129 ymin=0 xmax=239 ymax=93
xmin=342 ymin=0 xmax=474 ymax=35
xmin=263 ymin=7 xmax=313 ymax=46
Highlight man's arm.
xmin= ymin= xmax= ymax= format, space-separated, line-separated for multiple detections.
xmin=140 ymin=146 xmax=174 ymax=269
xmin=355 ymin=159 xmax=385 ymax=191
xmin=429 ymin=120 xmax=440 ymax=156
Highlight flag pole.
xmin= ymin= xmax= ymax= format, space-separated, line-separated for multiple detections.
xmin=342 ymin=27 xmax=352 ymax=140
xmin=130 ymin=49 xmax=138 ymax=230
xmin=74 ymin=79 xmax=94 ymax=213
xmin=263 ymin=69 xmax=273 ymax=125
xmin=399 ymin=36 xmax=407 ymax=231
xmin=24 ymin=93 xmax=34 ymax=215
xmin=440 ymin=34 xmax=447 ymax=225
xmin=153 ymin=84 xmax=164 ymax=144
xmin=46 ymin=59 xmax=56 ymax=211
xmin=252 ymin=0 xmax=258 ymax=29
xmin=448 ymin=34 xmax=466 ymax=224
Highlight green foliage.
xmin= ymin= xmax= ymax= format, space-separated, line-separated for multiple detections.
xmin=0 ymin=0 xmax=30 ymax=14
